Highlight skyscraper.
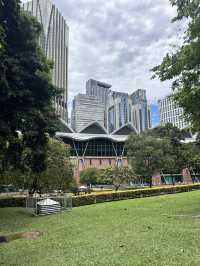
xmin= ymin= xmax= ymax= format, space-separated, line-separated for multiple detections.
xmin=86 ymin=79 xmax=112 ymax=127
xmin=22 ymin=0 xmax=69 ymax=122
xmin=71 ymin=94 xmax=105 ymax=132
xmin=86 ymin=79 xmax=112 ymax=105
xmin=158 ymin=95 xmax=189 ymax=129
xmin=107 ymin=89 xmax=151 ymax=133
xmin=130 ymin=89 xmax=151 ymax=133
xmin=107 ymin=91 xmax=130 ymax=133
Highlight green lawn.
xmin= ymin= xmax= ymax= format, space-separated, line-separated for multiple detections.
xmin=1 ymin=191 xmax=200 ymax=266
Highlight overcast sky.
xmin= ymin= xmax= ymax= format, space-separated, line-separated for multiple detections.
xmin=22 ymin=0 xmax=184 ymax=121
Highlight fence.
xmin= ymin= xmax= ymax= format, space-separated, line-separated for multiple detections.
xmin=26 ymin=194 xmax=72 ymax=216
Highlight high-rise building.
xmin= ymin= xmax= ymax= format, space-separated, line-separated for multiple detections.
xmin=107 ymin=89 xmax=151 ymax=133
xmin=158 ymin=95 xmax=189 ymax=129
xmin=86 ymin=79 xmax=112 ymax=105
xmin=130 ymin=89 xmax=151 ymax=133
xmin=71 ymin=94 xmax=105 ymax=132
xmin=22 ymin=0 xmax=69 ymax=122
xmin=107 ymin=91 xmax=130 ymax=133
xmin=86 ymin=79 xmax=112 ymax=127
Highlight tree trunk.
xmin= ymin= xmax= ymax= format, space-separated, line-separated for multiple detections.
xmin=114 ymin=184 xmax=120 ymax=191
xmin=29 ymin=175 xmax=38 ymax=195
xmin=149 ymin=176 xmax=152 ymax=188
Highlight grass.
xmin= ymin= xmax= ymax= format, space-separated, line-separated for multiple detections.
xmin=1 ymin=191 xmax=200 ymax=266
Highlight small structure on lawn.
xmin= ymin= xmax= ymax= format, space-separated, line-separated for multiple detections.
xmin=26 ymin=194 xmax=72 ymax=216
xmin=37 ymin=198 xmax=61 ymax=215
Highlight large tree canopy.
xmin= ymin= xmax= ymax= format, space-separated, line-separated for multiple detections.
xmin=152 ymin=0 xmax=200 ymax=131
xmin=126 ymin=134 xmax=174 ymax=187
xmin=0 ymin=0 xmax=59 ymax=187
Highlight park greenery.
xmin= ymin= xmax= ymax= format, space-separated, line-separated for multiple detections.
xmin=80 ymin=168 xmax=99 ymax=186
xmin=1 ymin=191 xmax=200 ymax=265
xmin=80 ymin=166 xmax=135 ymax=191
xmin=79 ymin=123 xmax=200 ymax=190
xmin=0 ymin=0 xmax=74 ymax=193
xmin=0 ymin=137 xmax=73 ymax=193
xmin=152 ymin=0 xmax=200 ymax=132
xmin=126 ymin=123 xmax=200 ymax=186
xmin=0 ymin=0 xmax=200 ymax=195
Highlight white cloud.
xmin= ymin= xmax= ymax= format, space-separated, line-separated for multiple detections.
xmin=22 ymin=0 xmax=186 ymax=113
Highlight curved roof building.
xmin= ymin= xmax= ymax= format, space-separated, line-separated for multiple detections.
xmin=56 ymin=121 xmax=137 ymax=158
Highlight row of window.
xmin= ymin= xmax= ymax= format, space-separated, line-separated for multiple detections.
xmin=63 ymin=139 xmax=126 ymax=157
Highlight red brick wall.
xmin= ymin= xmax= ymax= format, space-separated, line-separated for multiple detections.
xmin=71 ymin=157 xmax=128 ymax=183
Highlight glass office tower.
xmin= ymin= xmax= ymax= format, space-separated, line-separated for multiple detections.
xmin=22 ymin=0 xmax=69 ymax=122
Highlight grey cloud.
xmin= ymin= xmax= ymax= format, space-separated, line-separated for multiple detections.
xmin=24 ymin=0 xmax=184 ymax=111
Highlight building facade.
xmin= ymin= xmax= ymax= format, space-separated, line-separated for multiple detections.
xmin=86 ymin=79 xmax=111 ymax=105
xmin=158 ymin=95 xmax=189 ymax=129
xmin=130 ymin=89 xmax=151 ymax=133
xmin=107 ymin=91 xmax=130 ymax=133
xmin=56 ymin=122 xmax=137 ymax=181
xmin=22 ymin=0 xmax=69 ymax=122
xmin=107 ymin=89 xmax=151 ymax=134
xmin=71 ymin=94 xmax=105 ymax=132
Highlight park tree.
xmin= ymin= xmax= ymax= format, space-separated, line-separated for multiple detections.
xmin=147 ymin=123 xmax=191 ymax=144
xmin=0 ymin=0 xmax=59 ymax=192
xmin=146 ymin=124 xmax=193 ymax=175
xmin=152 ymin=0 xmax=200 ymax=131
xmin=39 ymin=138 xmax=73 ymax=193
xmin=126 ymin=135 xmax=173 ymax=187
xmin=80 ymin=168 xmax=100 ymax=186
xmin=99 ymin=166 xmax=135 ymax=191
xmin=0 ymin=138 xmax=74 ymax=193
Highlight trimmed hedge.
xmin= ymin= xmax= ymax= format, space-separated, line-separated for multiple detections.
xmin=0 ymin=197 xmax=25 ymax=208
xmin=72 ymin=183 xmax=200 ymax=207
xmin=1 ymin=183 xmax=200 ymax=208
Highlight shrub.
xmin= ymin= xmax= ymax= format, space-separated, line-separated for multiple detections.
xmin=0 ymin=197 xmax=25 ymax=207
xmin=1 ymin=184 xmax=200 ymax=208
xmin=72 ymin=184 xmax=200 ymax=207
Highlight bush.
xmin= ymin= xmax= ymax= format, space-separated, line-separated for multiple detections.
xmin=1 ymin=184 xmax=200 ymax=208
xmin=0 ymin=197 xmax=25 ymax=207
xmin=72 ymin=183 xmax=200 ymax=207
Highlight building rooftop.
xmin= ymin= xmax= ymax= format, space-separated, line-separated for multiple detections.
xmin=57 ymin=121 xmax=138 ymax=143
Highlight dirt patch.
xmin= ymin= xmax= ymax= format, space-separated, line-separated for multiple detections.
xmin=0 ymin=231 xmax=42 ymax=244
xmin=22 ymin=231 xmax=42 ymax=240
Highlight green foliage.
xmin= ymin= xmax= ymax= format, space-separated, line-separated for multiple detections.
xmin=0 ymin=138 xmax=73 ymax=193
xmin=72 ymin=183 xmax=200 ymax=207
xmin=2 ymin=183 xmax=200 ymax=208
xmin=39 ymin=138 xmax=73 ymax=192
xmin=80 ymin=168 xmax=100 ymax=185
xmin=126 ymin=134 xmax=173 ymax=186
xmin=69 ymin=179 xmax=79 ymax=196
xmin=2 ymin=190 xmax=200 ymax=265
xmin=127 ymin=125 xmax=200 ymax=178
xmin=152 ymin=0 xmax=200 ymax=131
xmin=147 ymin=123 xmax=191 ymax=143
xmin=99 ymin=166 xmax=135 ymax=191
xmin=0 ymin=0 xmax=60 ymax=190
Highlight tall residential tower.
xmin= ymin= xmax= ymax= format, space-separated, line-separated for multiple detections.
xmin=158 ymin=95 xmax=189 ymax=129
xmin=22 ymin=0 xmax=69 ymax=122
